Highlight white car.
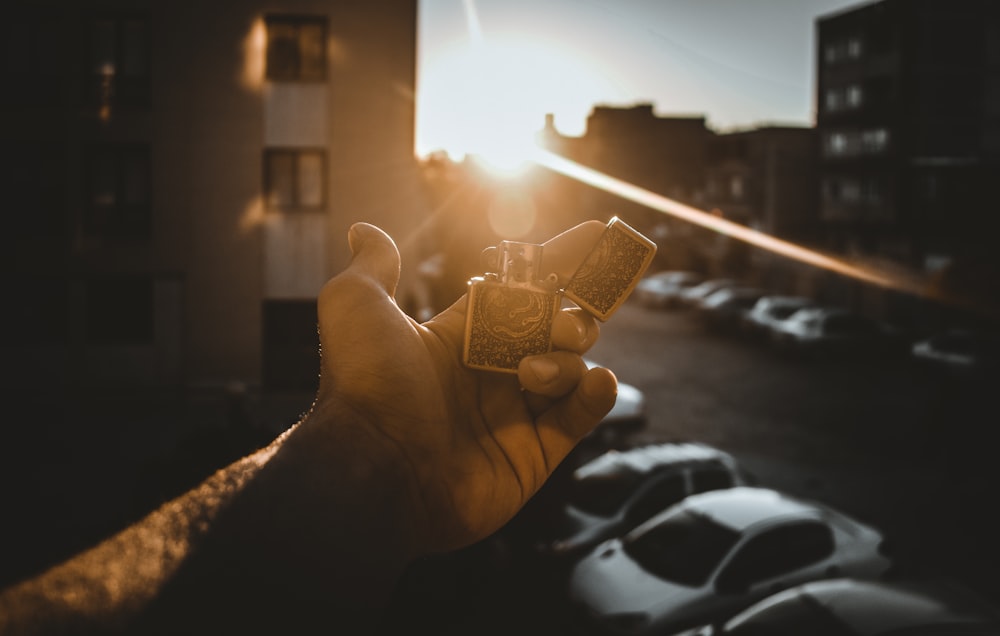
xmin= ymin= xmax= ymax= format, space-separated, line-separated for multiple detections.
xmin=567 ymin=487 xmax=892 ymax=635
xmin=670 ymin=577 xmax=1000 ymax=636
xmin=535 ymin=443 xmax=750 ymax=562
xmin=769 ymin=306 xmax=904 ymax=359
xmin=696 ymin=287 xmax=768 ymax=332
xmin=634 ymin=271 xmax=705 ymax=309
xmin=911 ymin=328 xmax=1000 ymax=380
xmin=741 ymin=295 xmax=814 ymax=340
xmin=679 ymin=278 xmax=739 ymax=310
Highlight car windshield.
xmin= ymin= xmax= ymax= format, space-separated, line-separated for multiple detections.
xmin=623 ymin=510 xmax=740 ymax=586
xmin=569 ymin=474 xmax=643 ymax=517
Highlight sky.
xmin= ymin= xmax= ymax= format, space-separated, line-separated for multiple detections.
xmin=415 ymin=0 xmax=870 ymax=159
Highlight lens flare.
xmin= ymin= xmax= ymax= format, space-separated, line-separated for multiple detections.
xmin=530 ymin=148 xmax=973 ymax=310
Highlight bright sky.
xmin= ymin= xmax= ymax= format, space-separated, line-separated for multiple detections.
xmin=415 ymin=0 xmax=869 ymax=159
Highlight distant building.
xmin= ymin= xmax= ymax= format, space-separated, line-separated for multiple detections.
xmin=3 ymin=0 xmax=423 ymax=394
xmin=704 ymin=126 xmax=820 ymax=285
xmin=815 ymin=0 xmax=1000 ymax=315
xmin=705 ymin=127 xmax=819 ymax=241
xmin=539 ymin=104 xmax=714 ymax=271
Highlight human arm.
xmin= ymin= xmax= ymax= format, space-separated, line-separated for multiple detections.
xmin=0 ymin=221 xmax=617 ymax=635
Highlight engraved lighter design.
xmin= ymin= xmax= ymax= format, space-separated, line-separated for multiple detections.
xmin=564 ymin=216 xmax=657 ymax=322
xmin=463 ymin=241 xmax=561 ymax=373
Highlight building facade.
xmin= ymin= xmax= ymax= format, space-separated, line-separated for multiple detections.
xmin=3 ymin=0 xmax=423 ymax=394
xmin=815 ymin=0 xmax=1000 ymax=314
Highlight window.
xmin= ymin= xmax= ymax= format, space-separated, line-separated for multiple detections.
xmin=264 ymin=148 xmax=326 ymax=210
xmin=692 ymin=466 xmax=735 ymax=493
xmin=846 ymin=84 xmax=863 ymax=108
xmin=265 ymin=15 xmax=327 ymax=81
xmin=824 ymin=89 xmax=842 ymax=112
xmin=847 ymin=37 xmax=862 ymax=59
xmin=625 ymin=474 xmax=686 ymax=525
xmin=825 ymin=132 xmax=848 ymax=156
xmin=86 ymin=276 xmax=154 ymax=345
xmin=716 ymin=522 xmax=834 ymax=591
xmin=84 ymin=144 xmax=151 ymax=239
xmin=86 ymin=15 xmax=150 ymax=108
xmin=861 ymin=128 xmax=888 ymax=154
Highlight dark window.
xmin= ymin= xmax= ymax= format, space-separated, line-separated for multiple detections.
xmin=264 ymin=148 xmax=326 ymax=210
xmin=86 ymin=15 xmax=150 ymax=109
xmin=265 ymin=15 xmax=327 ymax=82
xmin=86 ymin=276 xmax=154 ymax=345
xmin=569 ymin=474 xmax=643 ymax=517
xmin=625 ymin=474 xmax=687 ymax=525
xmin=262 ymin=300 xmax=319 ymax=392
xmin=623 ymin=509 xmax=740 ymax=586
xmin=717 ymin=522 xmax=835 ymax=591
xmin=692 ymin=466 xmax=735 ymax=493
xmin=84 ymin=144 xmax=152 ymax=239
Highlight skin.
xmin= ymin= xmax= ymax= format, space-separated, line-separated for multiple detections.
xmin=0 ymin=221 xmax=617 ymax=636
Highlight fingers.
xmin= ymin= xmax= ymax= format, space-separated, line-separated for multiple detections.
xmin=518 ymin=351 xmax=587 ymax=397
xmin=345 ymin=222 xmax=401 ymax=298
xmin=551 ymin=307 xmax=599 ymax=354
xmin=536 ymin=366 xmax=618 ymax=460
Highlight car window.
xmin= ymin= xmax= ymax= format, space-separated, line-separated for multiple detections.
xmin=692 ymin=465 xmax=735 ymax=493
xmin=716 ymin=522 xmax=834 ymax=591
xmin=569 ymin=475 xmax=640 ymax=517
xmin=624 ymin=474 xmax=687 ymax=525
xmin=623 ymin=510 xmax=740 ymax=586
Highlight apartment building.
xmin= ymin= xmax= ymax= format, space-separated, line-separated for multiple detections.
xmin=815 ymin=0 xmax=1000 ymax=301
xmin=3 ymin=0 xmax=423 ymax=394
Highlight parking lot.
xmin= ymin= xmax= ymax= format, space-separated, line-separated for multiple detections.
xmin=385 ymin=298 xmax=999 ymax=634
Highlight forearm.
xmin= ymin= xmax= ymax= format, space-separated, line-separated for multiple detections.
xmin=0 ymin=403 xmax=420 ymax=636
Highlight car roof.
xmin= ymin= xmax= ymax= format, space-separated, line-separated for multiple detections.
xmin=573 ymin=442 xmax=736 ymax=481
xmin=680 ymin=487 xmax=822 ymax=531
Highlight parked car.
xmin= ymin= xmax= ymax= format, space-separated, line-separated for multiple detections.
xmin=769 ymin=306 xmax=905 ymax=359
xmin=669 ymin=577 xmax=1000 ymax=636
xmin=534 ymin=442 xmax=750 ymax=562
xmin=741 ymin=295 xmax=815 ymax=340
xmin=696 ymin=287 xmax=768 ymax=332
xmin=911 ymin=328 xmax=1000 ymax=380
xmin=634 ymin=271 xmax=705 ymax=309
xmin=567 ymin=487 xmax=893 ymax=635
xmin=679 ymin=278 xmax=739 ymax=310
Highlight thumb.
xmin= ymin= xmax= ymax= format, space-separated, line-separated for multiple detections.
xmin=347 ymin=222 xmax=401 ymax=298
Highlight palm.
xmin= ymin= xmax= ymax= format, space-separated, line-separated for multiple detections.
xmin=316 ymin=222 xmax=615 ymax=553
xmin=318 ymin=275 xmax=558 ymax=550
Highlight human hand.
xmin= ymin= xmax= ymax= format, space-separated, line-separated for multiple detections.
xmin=308 ymin=221 xmax=618 ymax=556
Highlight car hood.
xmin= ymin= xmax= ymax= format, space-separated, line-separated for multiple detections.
xmin=569 ymin=539 xmax=701 ymax=617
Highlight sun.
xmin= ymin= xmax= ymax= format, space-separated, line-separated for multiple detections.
xmin=416 ymin=32 xmax=617 ymax=166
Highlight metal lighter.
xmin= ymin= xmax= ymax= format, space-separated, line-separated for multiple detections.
xmin=564 ymin=216 xmax=658 ymax=322
xmin=463 ymin=240 xmax=561 ymax=373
